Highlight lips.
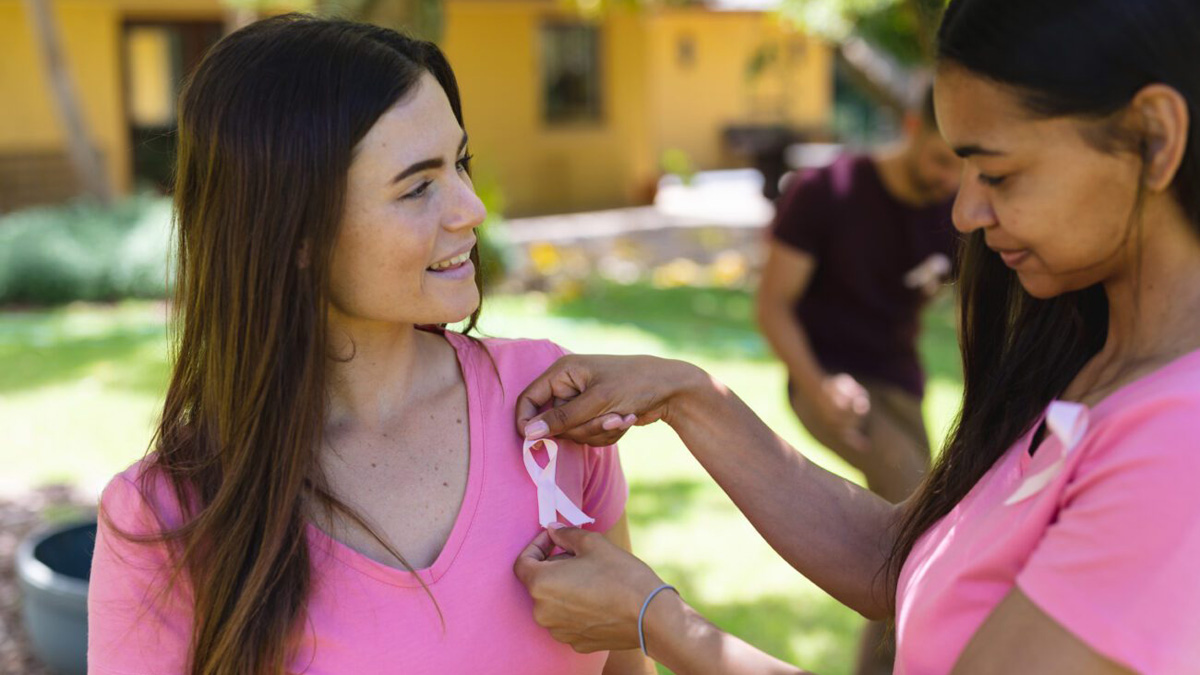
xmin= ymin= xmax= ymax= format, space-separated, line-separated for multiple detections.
xmin=995 ymin=249 xmax=1031 ymax=267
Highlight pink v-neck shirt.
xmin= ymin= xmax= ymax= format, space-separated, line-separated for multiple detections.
xmin=896 ymin=348 xmax=1200 ymax=674
xmin=88 ymin=334 xmax=628 ymax=674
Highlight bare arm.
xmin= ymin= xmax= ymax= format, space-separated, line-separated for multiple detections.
xmin=664 ymin=369 xmax=898 ymax=617
xmin=516 ymin=526 xmax=809 ymax=675
xmin=756 ymin=242 xmax=871 ymax=454
xmin=756 ymin=242 xmax=824 ymax=398
xmin=951 ymin=590 xmax=1132 ymax=674
xmin=518 ymin=358 xmax=899 ymax=618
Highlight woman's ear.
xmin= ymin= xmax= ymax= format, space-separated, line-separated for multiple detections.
xmin=1132 ymin=84 xmax=1190 ymax=192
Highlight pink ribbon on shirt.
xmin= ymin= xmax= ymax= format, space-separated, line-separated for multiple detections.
xmin=1004 ymin=401 xmax=1090 ymax=506
xmin=523 ymin=438 xmax=595 ymax=528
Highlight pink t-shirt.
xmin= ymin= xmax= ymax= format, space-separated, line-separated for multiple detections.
xmin=88 ymin=333 xmax=628 ymax=674
xmin=896 ymin=348 xmax=1200 ymax=674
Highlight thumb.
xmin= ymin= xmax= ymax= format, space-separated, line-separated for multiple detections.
xmin=513 ymin=529 xmax=555 ymax=587
xmin=546 ymin=525 xmax=595 ymax=555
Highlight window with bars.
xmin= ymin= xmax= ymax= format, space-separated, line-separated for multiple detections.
xmin=541 ymin=23 xmax=602 ymax=125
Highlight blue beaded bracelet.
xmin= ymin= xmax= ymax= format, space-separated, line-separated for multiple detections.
xmin=637 ymin=583 xmax=678 ymax=657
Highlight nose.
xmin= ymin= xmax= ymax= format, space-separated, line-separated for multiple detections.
xmin=444 ymin=171 xmax=488 ymax=233
xmin=951 ymin=172 xmax=997 ymax=234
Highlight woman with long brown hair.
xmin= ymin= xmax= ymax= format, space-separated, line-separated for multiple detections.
xmin=87 ymin=14 xmax=649 ymax=674
xmin=512 ymin=0 xmax=1200 ymax=672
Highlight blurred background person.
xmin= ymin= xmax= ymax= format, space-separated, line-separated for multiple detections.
xmin=756 ymin=90 xmax=961 ymax=675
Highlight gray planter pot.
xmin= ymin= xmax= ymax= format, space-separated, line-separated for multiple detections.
xmin=16 ymin=519 xmax=96 ymax=675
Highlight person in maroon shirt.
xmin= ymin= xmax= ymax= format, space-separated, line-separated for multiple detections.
xmin=756 ymin=92 xmax=961 ymax=675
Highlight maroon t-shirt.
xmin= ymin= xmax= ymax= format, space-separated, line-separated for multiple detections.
xmin=770 ymin=154 xmax=957 ymax=397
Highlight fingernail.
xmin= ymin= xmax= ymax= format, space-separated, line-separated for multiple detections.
xmin=601 ymin=416 xmax=622 ymax=431
xmin=623 ymin=414 xmax=637 ymax=424
xmin=547 ymin=522 xmax=566 ymax=530
xmin=525 ymin=420 xmax=549 ymax=440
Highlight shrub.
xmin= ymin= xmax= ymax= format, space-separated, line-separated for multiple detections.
xmin=0 ymin=195 xmax=173 ymax=306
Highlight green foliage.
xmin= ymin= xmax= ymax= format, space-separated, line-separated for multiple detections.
xmin=660 ymin=148 xmax=697 ymax=185
xmin=0 ymin=196 xmax=173 ymax=307
xmin=779 ymin=0 xmax=949 ymax=64
xmin=779 ymin=0 xmax=898 ymax=41
xmin=472 ymin=172 xmax=513 ymax=289
xmin=1 ymin=289 xmax=962 ymax=672
xmin=853 ymin=1 xmax=929 ymax=65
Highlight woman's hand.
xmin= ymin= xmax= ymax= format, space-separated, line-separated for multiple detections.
xmin=516 ymin=354 xmax=708 ymax=447
xmin=514 ymin=527 xmax=808 ymax=675
xmin=513 ymin=526 xmax=666 ymax=653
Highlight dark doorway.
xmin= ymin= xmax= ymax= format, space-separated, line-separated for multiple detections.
xmin=122 ymin=20 xmax=223 ymax=193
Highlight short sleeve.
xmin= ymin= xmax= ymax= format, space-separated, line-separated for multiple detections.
xmin=770 ymin=167 xmax=833 ymax=255
xmin=542 ymin=341 xmax=630 ymax=535
xmin=88 ymin=473 xmax=192 ymax=674
xmin=1015 ymin=400 xmax=1200 ymax=673
xmin=578 ymin=441 xmax=630 ymax=535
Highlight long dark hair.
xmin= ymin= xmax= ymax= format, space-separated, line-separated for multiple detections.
xmin=888 ymin=0 xmax=1200 ymax=604
xmin=112 ymin=14 xmax=481 ymax=674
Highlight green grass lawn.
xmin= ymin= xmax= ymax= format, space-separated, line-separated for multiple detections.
xmin=0 ymin=281 xmax=963 ymax=674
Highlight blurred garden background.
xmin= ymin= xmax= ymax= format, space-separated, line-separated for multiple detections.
xmin=0 ymin=0 xmax=956 ymax=672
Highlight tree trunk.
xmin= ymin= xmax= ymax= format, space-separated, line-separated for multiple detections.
xmin=22 ymin=0 xmax=114 ymax=205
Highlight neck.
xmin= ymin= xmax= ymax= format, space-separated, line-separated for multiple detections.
xmin=1098 ymin=201 xmax=1200 ymax=371
xmin=324 ymin=313 xmax=432 ymax=433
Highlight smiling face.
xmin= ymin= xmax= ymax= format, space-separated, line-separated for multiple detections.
xmin=935 ymin=64 xmax=1146 ymax=299
xmin=329 ymin=72 xmax=486 ymax=327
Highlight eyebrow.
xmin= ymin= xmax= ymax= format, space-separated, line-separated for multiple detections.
xmin=389 ymin=132 xmax=470 ymax=185
xmin=953 ymin=144 xmax=1005 ymax=159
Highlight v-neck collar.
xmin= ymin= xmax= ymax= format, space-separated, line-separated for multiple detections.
xmin=306 ymin=330 xmax=485 ymax=588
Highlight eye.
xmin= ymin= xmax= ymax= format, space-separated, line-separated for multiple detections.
xmin=401 ymin=180 xmax=432 ymax=201
xmin=456 ymin=153 xmax=474 ymax=173
xmin=978 ymin=173 xmax=1007 ymax=187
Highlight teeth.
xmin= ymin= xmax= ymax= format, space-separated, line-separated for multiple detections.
xmin=429 ymin=251 xmax=471 ymax=271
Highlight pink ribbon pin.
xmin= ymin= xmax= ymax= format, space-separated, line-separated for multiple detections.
xmin=523 ymin=438 xmax=595 ymax=528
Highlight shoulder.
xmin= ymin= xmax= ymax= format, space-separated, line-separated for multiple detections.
xmin=1090 ymin=352 xmax=1200 ymax=441
xmin=445 ymin=332 xmax=568 ymax=388
xmin=99 ymin=457 xmax=185 ymax=535
xmin=1069 ymin=357 xmax=1200 ymax=489
xmin=782 ymin=154 xmax=871 ymax=209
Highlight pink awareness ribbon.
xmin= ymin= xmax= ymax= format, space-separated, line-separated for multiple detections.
xmin=522 ymin=438 xmax=595 ymax=528
xmin=1004 ymin=401 xmax=1090 ymax=506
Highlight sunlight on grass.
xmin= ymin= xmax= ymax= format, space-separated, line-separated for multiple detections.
xmin=0 ymin=284 xmax=963 ymax=673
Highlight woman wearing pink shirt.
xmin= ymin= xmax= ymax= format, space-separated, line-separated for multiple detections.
xmin=87 ymin=15 xmax=651 ymax=675
xmin=515 ymin=0 xmax=1200 ymax=672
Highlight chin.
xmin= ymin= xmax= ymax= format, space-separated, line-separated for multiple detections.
xmin=436 ymin=292 xmax=481 ymax=325
xmin=1016 ymin=273 xmax=1089 ymax=301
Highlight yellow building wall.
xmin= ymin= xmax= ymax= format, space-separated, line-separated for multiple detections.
xmin=1 ymin=0 xmax=830 ymax=213
xmin=0 ymin=0 xmax=229 ymax=201
xmin=445 ymin=1 xmax=830 ymax=215
xmin=644 ymin=9 xmax=831 ymax=171
xmin=443 ymin=1 xmax=651 ymax=216
xmin=0 ymin=1 xmax=127 ymax=192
